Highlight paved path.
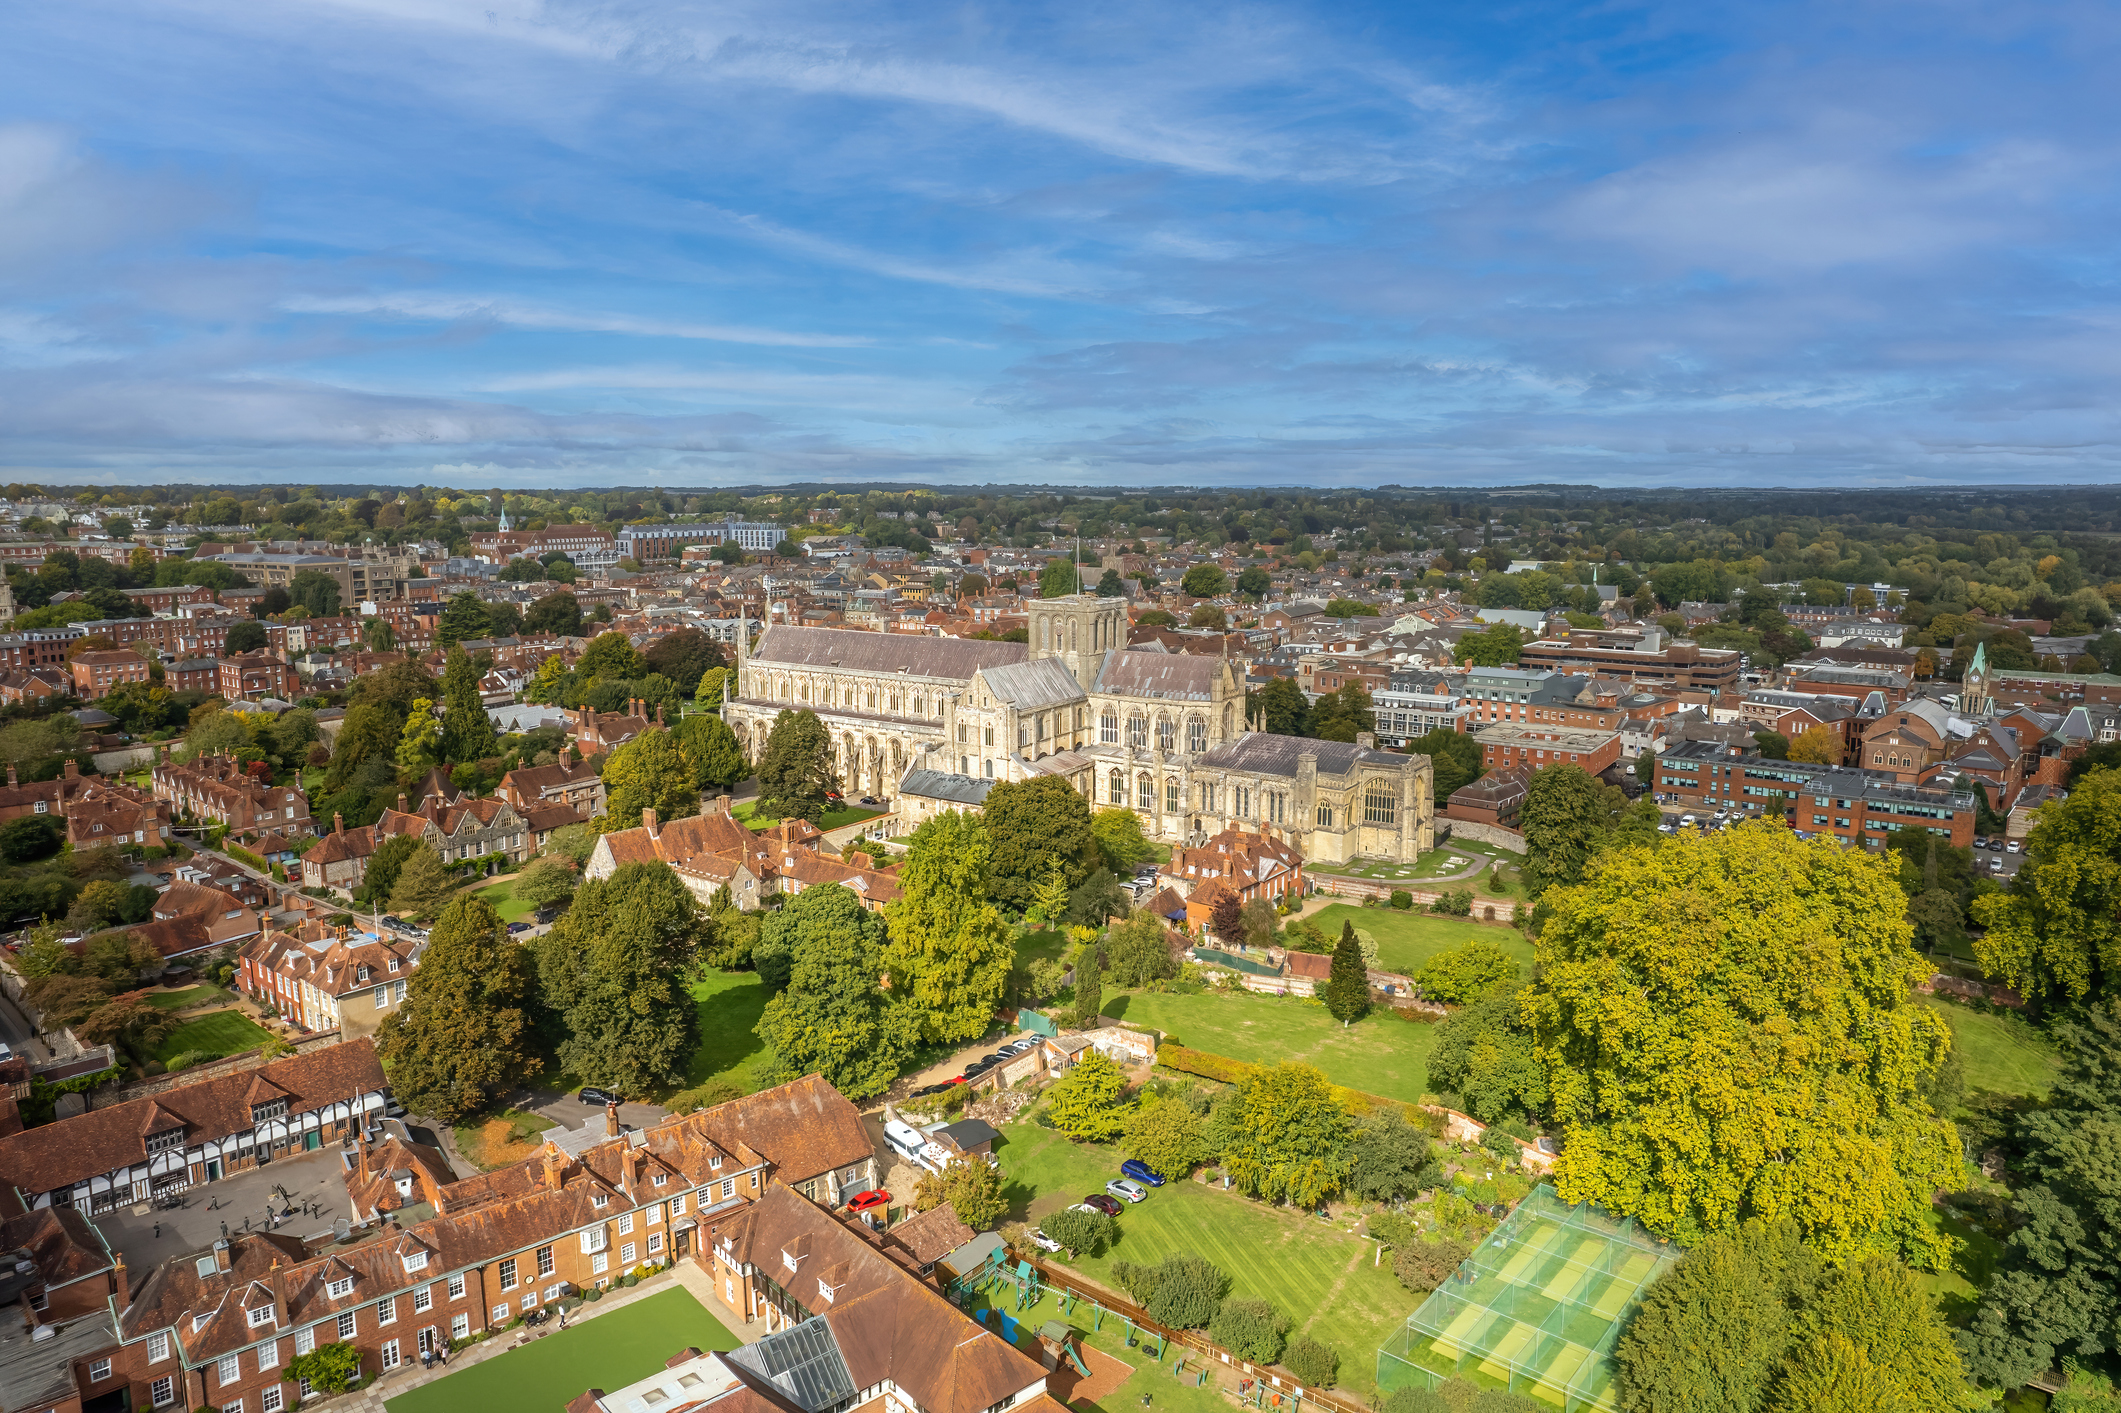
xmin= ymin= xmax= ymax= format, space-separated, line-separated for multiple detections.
xmin=99 ymin=1147 xmax=347 ymax=1273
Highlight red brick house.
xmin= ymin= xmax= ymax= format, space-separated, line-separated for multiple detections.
xmin=70 ymin=648 xmax=152 ymax=700
xmin=218 ymin=651 xmax=299 ymax=701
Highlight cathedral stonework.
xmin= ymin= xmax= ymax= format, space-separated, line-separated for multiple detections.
xmin=726 ymin=594 xmax=1433 ymax=864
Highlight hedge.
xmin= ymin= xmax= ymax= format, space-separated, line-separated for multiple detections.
xmin=1156 ymin=1044 xmax=1420 ymax=1120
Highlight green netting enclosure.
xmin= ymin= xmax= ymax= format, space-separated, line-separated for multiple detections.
xmin=1376 ymin=1184 xmax=1678 ymax=1412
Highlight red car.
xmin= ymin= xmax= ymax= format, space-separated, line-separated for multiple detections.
xmin=846 ymin=1190 xmax=892 ymax=1215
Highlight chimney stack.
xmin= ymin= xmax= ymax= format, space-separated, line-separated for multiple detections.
xmin=62 ymin=759 xmax=77 ymax=780
xmin=333 ymin=813 xmax=344 ymax=835
xmin=4 ymin=765 xmax=13 ymax=787
xmin=213 ymin=1239 xmax=230 ymax=1274
xmin=715 ymin=795 xmax=730 ymax=815
xmin=641 ymin=808 xmax=658 ymax=837
xmin=605 ymin=1100 xmax=620 ymax=1139
xmin=111 ymin=1252 xmax=128 ymax=1306
xmin=544 ymin=1150 xmax=565 ymax=1191
xmin=397 ymin=793 xmax=408 ymax=813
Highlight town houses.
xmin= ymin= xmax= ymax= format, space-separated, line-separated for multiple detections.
xmin=153 ymin=751 xmax=314 ymax=839
xmin=237 ymin=923 xmax=421 ymax=1036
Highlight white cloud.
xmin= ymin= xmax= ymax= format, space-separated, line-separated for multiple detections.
xmin=278 ymin=291 xmax=872 ymax=347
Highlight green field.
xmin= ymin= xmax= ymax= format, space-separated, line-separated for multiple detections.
xmin=1305 ymin=904 xmax=1534 ymax=979
xmin=152 ymin=1009 xmax=274 ymax=1063
xmin=681 ymin=970 xmax=770 ymax=1095
xmin=732 ymin=801 xmax=885 ymax=833
xmin=143 ymin=984 xmax=231 ymax=1011
xmin=1921 ymin=997 xmax=2060 ymax=1099
xmin=385 ymin=1286 xmax=738 ymax=1413
xmin=472 ymin=878 xmax=539 ymax=923
xmin=999 ymin=1117 xmax=1411 ymax=1395
xmin=1105 ymin=988 xmax=1437 ymax=1104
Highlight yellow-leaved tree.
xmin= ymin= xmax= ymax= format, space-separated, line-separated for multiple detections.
xmin=1523 ymin=823 xmax=1961 ymax=1267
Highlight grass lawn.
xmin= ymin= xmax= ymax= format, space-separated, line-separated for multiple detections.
xmin=386 ymin=1286 xmax=738 ymax=1413
xmin=1921 ymin=997 xmax=2061 ymax=1099
xmin=679 ymin=971 xmax=770 ymax=1096
xmin=454 ymin=1108 xmax=558 ymax=1171
xmin=473 ymin=879 xmax=538 ymax=924
xmin=152 ymin=1009 xmax=274 ymax=1063
xmin=1306 ymin=904 xmax=1534 ymax=978
xmin=997 ymin=1118 xmax=1412 ymax=1395
xmin=1104 ymin=988 xmax=1436 ymax=1104
xmin=731 ymin=801 xmax=885 ymax=833
xmin=143 ymin=984 xmax=231 ymax=1011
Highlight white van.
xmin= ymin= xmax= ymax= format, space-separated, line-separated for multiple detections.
xmin=883 ymin=1118 xmax=927 ymax=1162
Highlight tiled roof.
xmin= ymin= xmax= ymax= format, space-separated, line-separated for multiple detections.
xmin=889 ymin=1202 xmax=973 ymax=1266
xmin=1093 ymin=648 xmax=1223 ymax=702
xmin=1194 ymin=731 xmax=1405 ymax=779
xmin=1 ymin=1206 xmax=111 ymax=1290
xmin=750 ymin=625 xmax=1027 ymax=679
xmin=696 ymin=1074 xmax=873 ymax=1186
xmin=896 ymin=770 xmax=993 ymax=807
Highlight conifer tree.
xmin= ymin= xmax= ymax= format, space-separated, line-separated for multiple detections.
xmin=1324 ymin=919 xmax=1371 ymax=1022
xmin=438 ymin=645 xmax=498 ymax=765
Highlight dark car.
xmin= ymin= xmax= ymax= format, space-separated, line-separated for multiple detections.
xmin=911 ymin=1083 xmax=952 ymax=1098
xmin=859 ymin=796 xmax=882 ymax=806
xmin=579 ymin=1087 xmax=622 ymax=1108
xmin=507 ymin=921 xmax=532 ymax=934
xmin=1120 ymin=1159 xmax=1166 ymax=1187
xmin=1082 ymin=1193 xmax=1123 ymax=1217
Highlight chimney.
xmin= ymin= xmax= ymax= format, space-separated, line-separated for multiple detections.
xmin=62 ymin=759 xmax=77 ymax=780
xmin=544 ymin=1150 xmax=565 ymax=1191
xmin=715 ymin=795 xmax=730 ymax=815
xmin=605 ymin=1100 xmax=620 ymax=1138
xmin=656 ymin=701 xmax=665 ymax=727
xmin=397 ymin=793 xmax=408 ymax=813
xmin=333 ymin=813 xmax=344 ymax=835
xmin=213 ymin=1239 xmax=230 ymax=1274
xmin=111 ymin=1252 xmax=128 ymax=1306
xmin=642 ymin=808 xmax=658 ymax=838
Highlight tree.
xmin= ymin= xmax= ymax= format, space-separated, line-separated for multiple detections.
xmin=1236 ymin=565 xmax=1271 ymax=600
xmin=1091 ymin=807 xmax=1156 ymax=874
xmin=438 ymin=645 xmax=499 ymax=765
xmin=514 ymin=855 xmax=578 ymax=910
xmin=356 ymin=833 xmax=421 ymax=906
xmin=324 ymin=701 xmax=402 ymax=792
xmin=1221 ymin=1063 xmax=1353 ymax=1209
xmin=224 ymin=620 xmax=268 ymax=655
xmin=1026 ymin=862 xmax=1072 ymax=931
xmin=1414 ymin=940 xmax=1520 ymax=1004
xmin=534 ymin=861 xmax=708 ymax=1094
xmin=375 ymin=894 xmax=541 ymax=1122
xmin=1614 ymin=1218 xmax=1823 ymax=1413
xmin=387 ymin=844 xmax=453 ymax=920
xmin=287 ymin=1342 xmax=363 ymax=1396
xmin=1096 ymin=568 xmax=1125 ymax=597
xmin=1039 ymin=558 xmax=1081 ymax=599
xmin=1145 ymin=1253 xmax=1227 ymax=1329
xmin=1211 ymin=1299 xmax=1290 ymax=1364
xmin=1429 ymin=981 xmax=1547 ymax=1123
xmin=983 ymin=774 xmax=1099 ymax=913
xmin=395 ymin=698 xmax=440 ymax=776
xmin=1752 ymin=730 xmax=1790 ymax=760
xmin=1284 ymin=1338 xmax=1338 ymax=1389
xmin=1520 ymin=764 xmax=1622 ymax=895
xmin=1103 ymin=911 xmax=1173 ymax=987
xmin=1972 ymin=768 xmax=2121 ymax=1002
xmin=524 ymin=590 xmax=582 ymax=637
xmin=1526 ymin=827 xmax=1961 ymax=1266
xmin=1771 ymin=1258 xmax=1981 ymax=1412
xmin=1123 ymin=1096 xmax=1206 ymax=1179
xmin=1324 ymin=920 xmax=1370 ymax=1022
xmin=1309 ymin=683 xmax=1374 ymax=742
xmin=1040 ymin=1205 xmax=1114 ymax=1256
xmin=912 ymin=1156 xmax=1007 ymax=1230
xmin=1189 ymin=603 xmax=1229 ymax=630
xmin=437 ymin=591 xmax=490 ymax=649
xmin=288 ymin=568 xmax=341 ymax=617
xmin=1348 ymin=1108 xmax=1441 ymax=1202
xmin=599 ymin=726 xmax=701 ymax=830
xmin=364 ymin=617 xmax=397 ymax=653
xmin=884 ymin=811 xmax=1016 ymax=1045
xmin=755 ymin=709 xmax=837 ymax=824
xmin=752 ymin=883 xmax=913 ymax=1101
xmin=75 ymin=993 xmax=177 ymax=1050
xmin=15 ymin=928 xmax=77 ymax=979
xmin=644 ymin=627 xmax=723 ymax=688
xmin=1409 ymin=728 xmax=1482 ymax=802
xmin=1072 ymin=943 xmax=1103 ymax=1027
xmin=672 ymin=713 xmax=747 ymax=791
xmin=1181 ymin=564 xmax=1228 ymax=598
xmin=1454 ymin=622 xmax=1525 ymax=666
xmin=1046 ymin=1051 xmax=1132 ymax=1140
xmin=1960 ymin=998 xmax=2121 ymax=1389
xmin=1067 ymin=869 xmax=1131 ymax=928
xmin=1208 ymin=887 xmax=1244 ymax=945
xmin=1787 ymin=727 xmax=1839 ymax=765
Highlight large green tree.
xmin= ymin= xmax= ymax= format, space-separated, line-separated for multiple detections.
xmin=576 ymin=630 xmax=648 ymax=680
xmin=1047 ymin=1051 xmax=1133 ymax=1141
xmin=524 ymin=590 xmax=582 ymax=637
xmin=1248 ymin=677 xmax=1309 ymax=736
xmin=755 ymin=709 xmax=837 ymax=824
xmin=883 ymin=810 xmax=1015 ymax=1044
xmin=438 ymin=645 xmax=498 ymax=765
xmin=1309 ymin=683 xmax=1375 ymax=743
xmin=375 ymin=894 xmax=541 ymax=1122
xmin=599 ymin=725 xmax=701 ymax=829
xmin=387 ymin=843 xmax=453 ymax=919
xmin=1971 ymin=767 xmax=2121 ymax=1002
xmin=1409 ymin=727 xmax=1483 ymax=802
xmin=1220 ymin=1062 xmax=1353 ymax=1209
xmin=1521 ymin=764 xmax=1627 ymax=895
xmin=643 ymin=627 xmax=724 ymax=687
xmin=1426 ymin=980 xmax=1547 ymax=1124
xmin=1323 ymin=920 xmax=1370 ymax=1021
xmin=1091 ymin=807 xmax=1156 ymax=874
xmin=1039 ymin=558 xmax=1082 ymax=598
xmin=436 ymin=590 xmax=490 ymax=649
xmin=672 ymin=713 xmax=749 ymax=791
xmin=1960 ymin=998 xmax=2121 ymax=1389
xmin=753 ymin=883 xmax=914 ymax=1100
xmin=1181 ymin=564 xmax=1228 ymax=598
xmin=533 ymin=861 xmax=708 ymax=1094
xmin=1615 ymin=1218 xmax=1824 ymax=1413
xmin=982 ymin=774 xmax=1099 ymax=912
xmin=1526 ymin=826 xmax=1961 ymax=1266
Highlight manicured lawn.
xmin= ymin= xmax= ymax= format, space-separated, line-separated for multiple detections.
xmin=998 ymin=1118 xmax=1412 ymax=1395
xmin=152 ymin=1009 xmax=274 ymax=1063
xmin=386 ymin=1286 xmax=738 ymax=1413
xmin=1104 ymin=988 xmax=1437 ymax=1104
xmin=1307 ymin=904 xmax=1534 ymax=979
xmin=680 ymin=971 xmax=770 ymax=1095
xmin=473 ymin=879 xmax=538 ymax=924
xmin=732 ymin=801 xmax=885 ymax=833
xmin=144 ymin=984 xmax=231 ymax=1011
xmin=1921 ymin=997 xmax=2060 ymax=1099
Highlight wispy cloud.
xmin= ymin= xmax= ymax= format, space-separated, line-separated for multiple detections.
xmin=279 ymin=292 xmax=872 ymax=347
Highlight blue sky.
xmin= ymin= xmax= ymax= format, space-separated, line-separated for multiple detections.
xmin=2 ymin=0 xmax=2118 ymax=489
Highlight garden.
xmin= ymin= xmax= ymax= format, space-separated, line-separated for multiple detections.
xmin=149 ymin=1007 xmax=274 ymax=1068
xmin=1302 ymin=906 xmax=1533 ymax=979
xmin=1104 ymin=988 xmax=1438 ymax=1106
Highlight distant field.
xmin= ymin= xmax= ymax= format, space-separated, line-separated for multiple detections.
xmin=1306 ymin=904 xmax=1534 ymax=978
xmin=1106 ymin=987 xmax=1437 ymax=1104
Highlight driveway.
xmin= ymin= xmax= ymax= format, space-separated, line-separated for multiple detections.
xmin=97 ymin=1144 xmax=353 ymax=1272
xmin=516 ymin=1085 xmax=671 ymax=1136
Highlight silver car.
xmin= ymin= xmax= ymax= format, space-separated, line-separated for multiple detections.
xmin=1105 ymin=1178 xmax=1148 ymax=1204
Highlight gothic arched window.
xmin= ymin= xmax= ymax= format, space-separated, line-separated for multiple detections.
xmin=1187 ymin=717 xmax=1207 ymax=753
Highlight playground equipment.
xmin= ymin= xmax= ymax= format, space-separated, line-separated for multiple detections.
xmin=1039 ymin=1322 xmax=1092 ymax=1377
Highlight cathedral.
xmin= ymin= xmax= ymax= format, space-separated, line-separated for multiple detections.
xmin=726 ymin=593 xmax=1433 ymax=865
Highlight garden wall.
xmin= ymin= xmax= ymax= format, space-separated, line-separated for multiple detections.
xmin=1313 ymin=874 xmax=1518 ymax=923
xmin=88 ymin=1031 xmax=346 ymax=1110
xmin=1442 ymin=821 xmax=1527 ymax=854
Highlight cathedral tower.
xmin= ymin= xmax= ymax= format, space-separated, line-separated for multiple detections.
xmin=1027 ymin=593 xmax=1129 ymax=691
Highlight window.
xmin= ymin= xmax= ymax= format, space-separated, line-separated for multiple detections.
xmin=621 ymin=1242 xmax=637 ymax=1264
xmin=591 ymin=1193 xmax=609 ymax=1209
xmin=152 ymin=1376 xmax=175 ymax=1408
xmin=1108 ymin=771 xmax=1124 ymax=804
xmin=652 ymin=1172 xmax=667 ymax=1187
xmin=258 ymin=1339 xmax=279 ymax=1371
xmin=295 ymin=1326 xmax=315 ymax=1356
xmin=499 ymin=1258 xmax=517 ymax=1290
xmin=1188 ymin=718 xmax=1206 ymax=752
xmin=648 ymin=1202 xmax=662 ymax=1223
xmin=90 ymin=1359 xmax=111 ymax=1382
xmin=671 ymin=1194 xmax=686 ymax=1216
xmin=492 ymin=1304 xmax=510 ymax=1324
xmin=394 ymin=979 xmax=407 ymax=1003
xmin=1165 ymin=779 xmax=1179 ymax=812
xmin=648 ymin=1232 xmax=664 ymax=1254
xmin=262 ymin=1389 xmax=283 ymax=1413
xmin=591 ymin=1253 xmax=609 ymax=1276
xmin=451 ymin=1314 xmax=470 ymax=1340
xmin=337 ymin=1311 xmax=357 ymax=1341
xmin=1127 ymin=715 xmax=1147 ymax=749
xmin=248 ymin=1306 xmax=274 ymax=1328
xmin=1100 ymin=712 xmax=1118 ymax=744
xmin=219 ymin=1354 xmax=241 ymax=1386
xmin=1137 ymin=776 xmax=1153 ymax=810
xmin=1316 ymin=804 xmax=1334 ymax=828
xmin=146 ymin=1127 xmax=185 ymax=1155
xmin=326 ymin=1277 xmax=353 ymax=1299
xmin=222 ymin=1401 xmax=243 ymax=1413
xmin=413 ymin=1285 xmax=432 ymax=1313
xmin=1364 ymin=793 xmax=1396 ymax=826
xmin=402 ymin=1251 xmax=427 ymax=1273
xmin=448 ymin=1274 xmax=466 ymax=1300
xmin=721 ymin=1178 xmax=735 ymax=1199
xmin=537 ymin=1245 xmax=555 ymax=1277
xmin=617 ymin=1213 xmax=635 ymax=1235
xmin=1156 ymin=718 xmax=1175 ymax=752
xmin=381 ymin=1340 xmax=399 ymax=1370
xmin=377 ymin=1296 xmax=396 ymax=1324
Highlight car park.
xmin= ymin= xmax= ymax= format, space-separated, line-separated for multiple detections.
xmin=846 ymin=1189 xmax=892 ymax=1214
xmin=1105 ymin=1178 xmax=1148 ymax=1203
xmin=1082 ymin=1193 xmax=1123 ymax=1216
xmin=578 ymin=1087 xmax=622 ymax=1108
xmin=2006 ymin=840 xmax=2021 ymax=854
xmin=1120 ymin=1159 xmax=1165 ymax=1187
xmin=1003 ymin=1037 xmax=1039 ymax=1056
xmin=1679 ymin=814 xmax=1697 ymax=827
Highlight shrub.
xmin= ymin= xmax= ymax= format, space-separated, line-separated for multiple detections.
xmin=1390 ymin=890 xmax=1413 ymax=910
xmin=1041 ymin=1206 xmax=1114 ymax=1256
xmin=1144 ymin=1252 xmax=1228 ymax=1329
xmin=162 ymin=1051 xmax=218 ymax=1072
xmin=1283 ymin=1336 xmax=1338 ymax=1388
xmin=1481 ymin=1125 xmax=1521 ymax=1165
xmin=287 ymin=1341 xmax=363 ymax=1394
xmin=1394 ymin=1237 xmax=1471 ymax=1293
xmin=1428 ymin=889 xmax=1474 ymax=917
xmin=1210 ymin=1297 xmax=1290 ymax=1364
xmin=1414 ymin=940 xmax=1520 ymax=1004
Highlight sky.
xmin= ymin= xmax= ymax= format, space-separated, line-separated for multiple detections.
xmin=3 ymin=0 xmax=2120 ymax=491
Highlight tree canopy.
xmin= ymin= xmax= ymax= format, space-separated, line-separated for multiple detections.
xmin=1220 ymin=1062 xmax=1353 ymax=1209
xmin=532 ymin=861 xmax=708 ymax=1095
xmin=1526 ymin=825 xmax=1960 ymax=1266
xmin=755 ymin=709 xmax=837 ymax=824
xmin=1971 ymin=767 xmax=2121 ymax=1002
xmin=982 ymin=773 xmax=1100 ymax=912
xmin=884 ymin=810 xmax=1016 ymax=1045
xmin=375 ymin=894 xmax=541 ymax=1122
xmin=439 ymin=644 xmax=498 ymax=765
xmin=754 ymin=884 xmax=914 ymax=1101
xmin=599 ymin=725 xmax=701 ymax=830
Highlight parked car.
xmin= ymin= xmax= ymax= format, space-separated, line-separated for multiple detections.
xmin=1120 ymin=1159 xmax=1165 ymax=1187
xmin=1105 ymin=1178 xmax=1148 ymax=1203
xmin=1656 ymin=822 xmax=1674 ymax=834
xmin=1003 ymin=1037 xmax=1040 ymax=1056
xmin=1082 ymin=1193 xmax=1123 ymax=1216
xmin=507 ymin=921 xmax=532 ymax=934
xmin=846 ymin=1189 xmax=892 ymax=1215
xmin=2006 ymin=840 xmax=2021 ymax=854
xmin=579 ymin=1087 xmax=622 ymax=1108
xmin=859 ymin=795 xmax=883 ymax=806
xmin=1029 ymin=1229 xmax=1063 ymax=1253
xmin=911 ymin=1082 xmax=953 ymax=1098
xmin=1679 ymin=814 xmax=1697 ymax=827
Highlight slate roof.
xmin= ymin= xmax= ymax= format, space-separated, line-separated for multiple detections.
xmin=897 ymin=769 xmax=994 ymax=807
xmin=751 ymin=625 xmax=1027 ymax=679
xmin=977 ymin=658 xmax=1085 ymax=711
xmin=1194 ymin=731 xmax=1406 ymax=779
xmin=1092 ymin=648 xmax=1224 ymax=702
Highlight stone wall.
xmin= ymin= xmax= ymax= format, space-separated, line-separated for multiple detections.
xmin=1442 ymin=820 xmax=1529 ymax=854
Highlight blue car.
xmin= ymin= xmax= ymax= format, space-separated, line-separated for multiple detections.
xmin=1120 ymin=1159 xmax=1165 ymax=1187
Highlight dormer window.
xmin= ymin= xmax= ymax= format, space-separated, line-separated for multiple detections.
xmin=591 ymin=1193 xmax=608 ymax=1209
xmin=247 ymin=1307 xmax=275 ymax=1328
xmin=652 ymin=1173 xmax=667 ymax=1187
xmin=327 ymin=1277 xmax=354 ymax=1299
xmin=402 ymin=1252 xmax=428 ymax=1273
xmin=817 ymin=1277 xmax=838 ymax=1304
xmin=146 ymin=1127 xmax=185 ymax=1155
xmin=251 ymin=1099 xmax=288 ymax=1124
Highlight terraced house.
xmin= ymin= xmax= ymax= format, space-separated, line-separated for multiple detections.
xmin=152 ymin=751 xmax=313 ymax=838
xmin=237 ymin=922 xmax=422 ymax=1036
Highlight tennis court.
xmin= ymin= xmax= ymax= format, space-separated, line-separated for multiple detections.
xmin=1376 ymin=1185 xmax=1677 ymax=1412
